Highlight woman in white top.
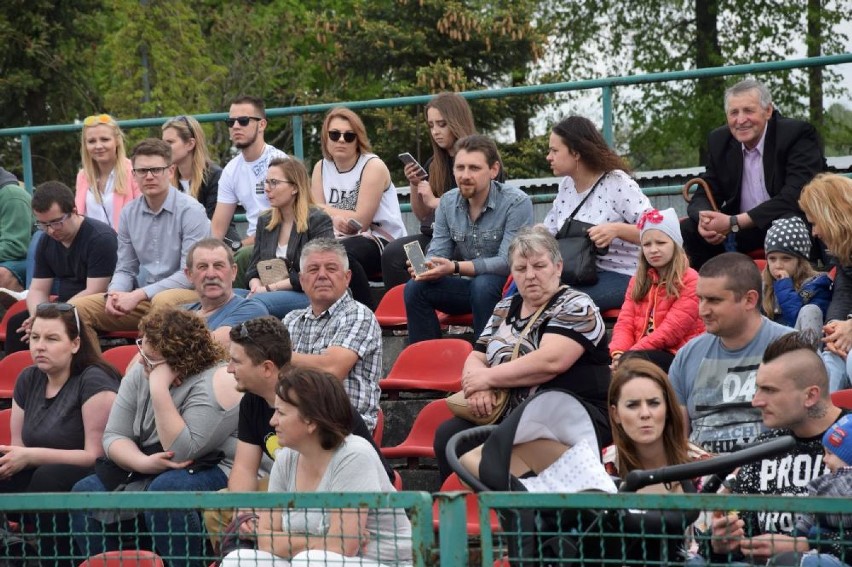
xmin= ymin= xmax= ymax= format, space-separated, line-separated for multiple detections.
xmin=543 ymin=116 xmax=651 ymax=311
xmin=311 ymin=107 xmax=406 ymax=308
xmin=221 ymin=366 xmax=412 ymax=567
xmin=74 ymin=114 xmax=141 ymax=231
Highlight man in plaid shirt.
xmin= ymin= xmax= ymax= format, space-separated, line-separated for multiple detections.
xmin=283 ymin=238 xmax=382 ymax=431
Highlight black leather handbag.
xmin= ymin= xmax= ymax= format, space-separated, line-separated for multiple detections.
xmin=555 ymin=174 xmax=609 ymax=286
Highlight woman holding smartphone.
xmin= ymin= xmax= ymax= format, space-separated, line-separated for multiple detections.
xmin=311 ymin=107 xmax=406 ymax=307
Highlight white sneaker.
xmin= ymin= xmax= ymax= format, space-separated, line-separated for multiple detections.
xmin=0 ymin=288 xmax=26 ymax=309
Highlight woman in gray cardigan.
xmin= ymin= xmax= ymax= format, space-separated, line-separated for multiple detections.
xmin=70 ymin=308 xmax=242 ymax=567
xmin=244 ymin=157 xmax=334 ymax=318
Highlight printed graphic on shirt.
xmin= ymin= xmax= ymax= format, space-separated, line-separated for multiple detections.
xmin=688 ymin=357 xmax=764 ymax=453
xmin=264 ymin=432 xmax=281 ymax=460
xmin=326 ymin=180 xmax=361 ymax=211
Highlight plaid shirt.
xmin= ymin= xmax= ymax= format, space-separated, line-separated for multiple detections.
xmin=284 ymin=292 xmax=382 ymax=430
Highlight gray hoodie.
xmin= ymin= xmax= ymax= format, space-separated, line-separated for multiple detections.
xmin=0 ymin=167 xmax=18 ymax=189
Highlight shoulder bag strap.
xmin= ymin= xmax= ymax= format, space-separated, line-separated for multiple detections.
xmin=510 ymin=285 xmax=567 ymax=360
xmin=557 ymin=172 xmax=609 ymax=235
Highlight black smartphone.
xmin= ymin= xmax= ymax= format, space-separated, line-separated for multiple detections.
xmin=398 ymin=152 xmax=429 ymax=180
xmin=403 ymin=241 xmax=429 ymax=277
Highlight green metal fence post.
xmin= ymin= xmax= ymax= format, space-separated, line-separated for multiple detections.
xmin=292 ymin=115 xmax=304 ymax=159
xmin=21 ymin=134 xmax=34 ymax=194
xmin=436 ymin=491 xmax=469 ymax=566
xmin=602 ymin=85 xmax=614 ymax=146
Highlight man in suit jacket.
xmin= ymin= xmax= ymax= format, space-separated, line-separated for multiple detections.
xmin=681 ymin=78 xmax=825 ymax=268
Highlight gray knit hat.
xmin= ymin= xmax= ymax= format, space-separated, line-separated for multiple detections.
xmin=764 ymin=217 xmax=811 ymax=260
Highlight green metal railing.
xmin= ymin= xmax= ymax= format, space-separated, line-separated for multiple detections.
xmin=1 ymin=490 xmax=850 ymax=566
xmin=1 ymin=54 xmax=851 ymax=193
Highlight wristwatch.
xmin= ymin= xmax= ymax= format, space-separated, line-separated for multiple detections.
xmin=453 ymin=261 xmax=460 ymax=275
xmin=729 ymin=215 xmax=740 ymax=233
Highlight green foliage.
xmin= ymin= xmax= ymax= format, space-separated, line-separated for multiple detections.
xmin=824 ymin=103 xmax=852 ymax=156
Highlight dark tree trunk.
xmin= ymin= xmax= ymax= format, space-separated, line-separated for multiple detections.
xmin=511 ymin=72 xmax=531 ymax=141
xmin=694 ymin=0 xmax=724 ymax=166
xmin=807 ymin=0 xmax=824 ymax=132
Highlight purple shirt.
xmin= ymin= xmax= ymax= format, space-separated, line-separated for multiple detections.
xmin=739 ymin=125 xmax=770 ymax=213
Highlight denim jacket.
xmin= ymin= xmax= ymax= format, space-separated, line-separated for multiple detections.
xmin=427 ymin=181 xmax=533 ymax=276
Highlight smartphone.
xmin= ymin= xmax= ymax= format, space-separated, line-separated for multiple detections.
xmin=398 ymin=152 xmax=429 ymax=180
xmin=347 ymin=218 xmax=363 ymax=232
xmin=404 ymin=241 xmax=429 ymax=277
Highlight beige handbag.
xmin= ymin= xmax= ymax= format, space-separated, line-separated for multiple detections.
xmin=257 ymin=258 xmax=289 ymax=287
xmin=446 ymin=295 xmax=556 ymax=426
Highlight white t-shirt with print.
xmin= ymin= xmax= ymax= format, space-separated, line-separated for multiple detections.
xmin=217 ymin=144 xmax=287 ymax=236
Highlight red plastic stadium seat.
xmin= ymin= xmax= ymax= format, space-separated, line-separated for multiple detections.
xmin=373 ymin=407 xmax=384 ymax=447
xmin=601 ymin=308 xmax=620 ymax=320
xmin=0 ymin=408 xmax=12 ymax=445
xmin=432 ymin=473 xmax=501 ymax=536
xmin=102 ymin=345 xmax=139 ymax=376
xmin=375 ymin=284 xmax=408 ymax=329
xmin=0 ymin=350 xmax=34 ymax=399
xmin=379 ymin=339 xmax=472 ymax=399
xmin=831 ymin=389 xmax=852 ymax=410
xmin=101 ymin=330 xmax=141 ymax=341
xmin=0 ymin=299 xmax=28 ymax=343
xmin=753 ymin=258 xmax=767 ymax=272
xmin=381 ymin=399 xmax=454 ymax=466
xmin=78 ymin=550 xmax=165 ymax=567
xmin=436 ymin=311 xmax=474 ymax=327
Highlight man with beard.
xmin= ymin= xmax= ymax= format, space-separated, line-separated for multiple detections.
xmin=182 ymin=238 xmax=267 ymax=349
xmin=211 ymin=95 xmax=287 ymax=248
xmin=403 ymin=134 xmax=533 ymax=343
xmin=71 ymin=139 xmax=210 ymax=332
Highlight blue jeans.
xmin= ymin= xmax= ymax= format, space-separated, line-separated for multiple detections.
xmin=404 ymin=273 xmax=506 ymax=343
xmin=571 ymin=269 xmax=631 ymax=311
xmin=821 ymin=350 xmax=852 ymax=393
xmin=800 ymin=555 xmax=851 ymax=567
xmin=70 ymin=467 xmax=227 ymax=567
xmin=247 ymin=290 xmax=310 ymax=319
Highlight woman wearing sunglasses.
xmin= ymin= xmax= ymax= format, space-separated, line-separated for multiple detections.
xmin=244 ymin=157 xmax=334 ymax=317
xmin=70 ymin=307 xmax=242 ymax=567
xmin=74 ymin=114 xmax=141 ymax=231
xmin=311 ymin=107 xmax=407 ymax=308
xmin=0 ymin=303 xmax=120 ymax=564
xmin=161 ymin=115 xmax=241 ymax=245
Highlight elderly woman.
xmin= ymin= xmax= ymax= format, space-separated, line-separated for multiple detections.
xmin=433 ymin=226 xmax=612 ymax=481
xmin=221 ymin=367 xmax=412 ymax=567
xmin=70 ymin=308 xmax=242 ymax=567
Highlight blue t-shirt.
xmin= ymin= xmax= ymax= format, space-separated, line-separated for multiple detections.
xmin=184 ymin=294 xmax=268 ymax=330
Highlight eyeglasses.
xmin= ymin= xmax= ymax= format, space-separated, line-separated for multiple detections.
xmin=225 ymin=116 xmax=262 ymax=128
xmin=36 ymin=302 xmax=80 ymax=335
xmin=83 ymin=114 xmax=115 ymax=127
xmin=136 ymin=338 xmax=166 ymax=371
xmin=264 ymin=178 xmax=294 ymax=189
xmin=34 ymin=213 xmax=71 ymax=232
xmin=328 ymin=130 xmax=356 ymax=143
xmin=132 ymin=166 xmax=170 ymax=178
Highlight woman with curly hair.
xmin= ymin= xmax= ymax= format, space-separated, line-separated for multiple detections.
xmin=70 ymin=307 xmax=242 ymax=567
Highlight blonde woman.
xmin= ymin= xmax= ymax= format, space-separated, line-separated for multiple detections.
xmin=161 ymin=115 xmax=240 ymax=245
xmin=74 ymin=114 xmax=141 ymax=230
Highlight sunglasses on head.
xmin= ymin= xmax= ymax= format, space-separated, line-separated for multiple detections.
xmin=36 ymin=302 xmax=80 ymax=334
xmin=167 ymin=115 xmax=195 ymax=138
xmin=83 ymin=114 xmax=115 ymax=127
xmin=328 ymin=130 xmax=356 ymax=143
xmin=225 ymin=116 xmax=262 ymax=128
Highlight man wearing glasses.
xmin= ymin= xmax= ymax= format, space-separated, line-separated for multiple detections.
xmin=71 ymin=139 xmax=210 ymax=333
xmin=4 ymin=181 xmax=117 ymax=354
xmin=0 ymin=166 xmax=33 ymax=301
xmin=211 ymin=95 xmax=287 ymax=249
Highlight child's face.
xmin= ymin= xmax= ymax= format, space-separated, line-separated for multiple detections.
xmin=823 ymin=448 xmax=847 ymax=473
xmin=766 ymin=252 xmax=799 ymax=280
xmin=640 ymin=229 xmax=675 ymax=270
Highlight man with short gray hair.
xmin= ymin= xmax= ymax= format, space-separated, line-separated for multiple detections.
xmin=681 ymin=78 xmax=825 ymax=268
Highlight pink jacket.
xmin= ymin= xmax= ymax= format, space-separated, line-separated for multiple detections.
xmin=610 ymin=267 xmax=704 ymax=355
xmin=75 ymin=157 xmax=141 ymax=230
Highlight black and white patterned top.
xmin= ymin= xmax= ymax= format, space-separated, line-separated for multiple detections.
xmin=543 ymin=170 xmax=651 ymax=276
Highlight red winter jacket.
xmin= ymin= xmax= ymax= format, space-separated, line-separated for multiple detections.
xmin=610 ymin=267 xmax=704 ymax=356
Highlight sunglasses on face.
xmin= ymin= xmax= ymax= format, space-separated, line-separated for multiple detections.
xmin=132 ymin=166 xmax=170 ymax=178
xmin=136 ymin=338 xmax=166 ymax=371
xmin=225 ymin=116 xmax=262 ymax=128
xmin=35 ymin=302 xmax=80 ymax=334
xmin=34 ymin=213 xmax=71 ymax=232
xmin=83 ymin=114 xmax=115 ymax=127
xmin=328 ymin=130 xmax=356 ymax=143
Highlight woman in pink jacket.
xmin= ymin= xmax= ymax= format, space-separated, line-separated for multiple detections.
xmin=610 ymin=208 xmax=704 ymax=372
xmin=74 ymin=114 xmax=141 ymax=231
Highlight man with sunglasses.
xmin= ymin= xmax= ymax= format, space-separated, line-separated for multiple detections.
xmin=0 ymin=166 xmax=33 ymax=300
xmin=211 ymin=95 xmax=287 ymax=249
xmin=71 ymin=139 xmax=210 ymax=333
xmin=202 ymin=316 xmax=393 ymax=553
xmin=4 ymin=181 xmax=117 ymax=354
